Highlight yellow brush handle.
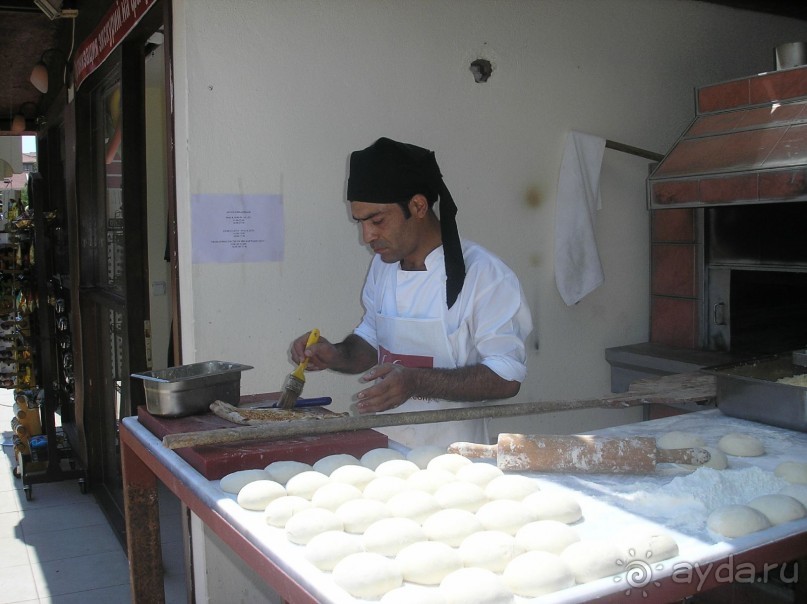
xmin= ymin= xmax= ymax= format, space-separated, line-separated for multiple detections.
xmin=291 ymin=328 xmax=320 ymax=380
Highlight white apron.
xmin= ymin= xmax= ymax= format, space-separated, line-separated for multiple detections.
xmin=374 ymin=312 xmax=489 ymax=449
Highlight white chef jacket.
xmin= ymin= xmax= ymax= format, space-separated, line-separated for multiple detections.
xmin=353 ymin=239 xmax=533 ymax=448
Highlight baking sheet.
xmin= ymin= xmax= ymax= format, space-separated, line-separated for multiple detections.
xmin=124 ymin=409 xmax=807 ymax=603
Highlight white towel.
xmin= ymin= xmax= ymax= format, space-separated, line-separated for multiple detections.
xmin=554 ymin=130 xmax=606 ymax=306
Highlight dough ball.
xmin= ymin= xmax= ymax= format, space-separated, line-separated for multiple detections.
xmin=775 ymin=461 xmax=807 ymax=485
xmin=476 ymin=499 xmax=539 ymax=534
xmin=656 ymin=431 xmax=706 ymax=449
xmin=521 ymin=491 xmax=582 ymax=524
xmin=427 ymin=453 xmax=473 ymax=474
xmin=514 ymin=520 xmax=580 ymax=555
xmin=707 ymin=505 xmax=771 ymax=538
xmin=407 ymin=468 xmax=458 ymax=493
xmin=313 ymin=453 xmax=360 ymax=476
xmin=484 ymin=474 xmax=541 ymax=501
xmin=459 ymin=530 xmax=523 ymax=572
xmin=329 ymin=464 xmax=377 ymax=489
xmin=503 ymin=551 xmax=574 ymax=597
xmin=617 ymin=528 xmax=679 ymax=563
xmin=718 ymin=433 xmax=765 ymax=457
xmin=304 ymin=530 xmax=364 ymax=571
xmin=263 ymin=495 xmax=312 ymax=527
xmin=780 ymin=483 xmax=807 ymax=508
xmin=311 ymin=482 xmax=363 ymax=511
xmin=396 ymin=541 xmax=462 ymax=585
xmin=439 ymin=567 xmax=513 ymax=604
xmin=456 ymin=462 xmax=504 ymax=487
xmin=380 ymin=585 xmax=446 ymax=604
xmin=386 ymin=490 xmax=441 ymax=523
xmin=363 ymin=475 xmax=409 ymax=502
xmin=560 ymin=540 xmax=623 ymax=583
xmin=284 ymin=470 xmax=330 ymax=500
xmin=375 ymin=459 xmax=421 ymax=479
xmin=747 ymin=494 xmax=807 ymax=525
xmin=219 ymin=469 xmax=271 ymax=494
xmin=361 ymin=447 xmax=405 ymax=470
xmin=335 ymin=498 xmax=391 ymax=533
xmin=422 ymin=508 xmax=483 ymax=546
xmin=406 ymin=445 xmax=447 ymax=469
xmin=434 ymin=481 xmax=488 ymax=512
xmin=285 ymin=507 xmax=343 ymax=544
xmin=264 ymin=460 xmax=312 ymax=485
xmin=362 ymin=517 xmax=427 ymax=556
xmin=689 ymin=446 xmax=728 ymax=470
xmin=332 ymin=552 xmax=403 ymax=599
xmin=236 ymin=479 xmax=286 ymax=511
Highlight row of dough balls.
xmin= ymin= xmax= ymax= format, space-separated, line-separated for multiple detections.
xmin=707 ymin=486 xmax=807 ymax=538
xmin=655 ymin=430 xmax=770 ymax=470
xmin=327 ymin=527 xmax=678 ymax=601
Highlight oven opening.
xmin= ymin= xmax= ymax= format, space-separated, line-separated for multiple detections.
xmin=730 ymin=270 xmax=807 ymax=355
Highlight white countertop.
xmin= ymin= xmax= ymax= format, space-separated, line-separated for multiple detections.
xmin=122 ymin=408 xmax=807 ymax=603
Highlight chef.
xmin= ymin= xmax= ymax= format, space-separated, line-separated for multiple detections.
xmin=290 ymin=137 xmax=532 ymax=448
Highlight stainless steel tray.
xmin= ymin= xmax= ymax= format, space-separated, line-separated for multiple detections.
xmin=704 ymin=351 xmax=807 ymax=432
xmin=132 ymin=361 xmax=253 ymax=417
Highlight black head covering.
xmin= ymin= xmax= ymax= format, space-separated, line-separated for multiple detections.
xmin=347 ymin=137 xmax=466 ymax=308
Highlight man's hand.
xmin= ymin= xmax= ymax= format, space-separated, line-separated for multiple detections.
xmin=289 ymin=331 xmax=337 ymax=371
xmin=288 ymin=332 xmax=377 ymax=374
xmin=354 ymin=364 xmax=414 ymax=412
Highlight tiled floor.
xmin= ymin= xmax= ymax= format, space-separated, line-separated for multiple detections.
xmin=0 ymin=389 xmax=188 ymax=603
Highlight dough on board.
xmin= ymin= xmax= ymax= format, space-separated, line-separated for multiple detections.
xmin=380 ymin=584 xmax=446 ymax=604
xmin=285 ymin=507 xmax=343 ymax=544
xmin=236 ymin=479 xmax=286 ymax=511
xmin=780 ymin=483 xmax=807 ymax=508
xmin=774 ymin=461 xmax=807 ymax=485
xmin=264 ymin=460 xmax=312 ymax=485
xmin=328 ymin=464 xmax=377 ymax=489
xmin=747 ymin=494 xmax=807 ymax=525
xmin=503 ymin=550 xmax=574 ymax=597
xmin=707 ymin=504 xmax=771 ymax=538
xmin=439 ymin=567 xmax=514 ymax=604
xmin=362 ymin=516 xmax=427 ymax=556
xmin=656 ymin=431 xmax=706 ymax=449
xmin=427 ymin=453 xmax=473 ymax=474
xmin=363 ymin=476 xmax=410 ymax=501
xmin=434 ymin=481 xmax=488 ymax=512
xmin=332 ymin=551 xmax=403 ymax=599
xmin=406 ymin=445 xmax=446 ymax=469
xmin=219 ymin=469 xmax=271 ymax=494
xmin=386 ymin=490 xmax=441 ymax=523
xmin=717 ymin=433 xmax=765 ymax=457
xmin=484 ymin=474 xmax=541 ymax=501
xmin=422 ymin=508 xmax=484 ymax=546
xmin=514 ymin=520 xmax=580 ymax=555
xmin=407 ymin=468 xmax=458 ymax=493
xmin=459 ymin=530 xmax=524 ymax=572
xmin=396 ymin=540 xmax=463 ymax=585
xmin=374 ymin=459 xmax=421 ymax=479
xmin=284 ymin=470 xmax=330 ymax=500
xmin=335 ymin=498 xmax=391 ymax=533
xmin=310 ymin=482 xmax=363 ymax=511
xmin=687 ymin=446 xmax=728 ymax=470
xmin=455 ymin=461 xmax=503 ymax=487
xmin=263 ymin=495 xmax=312 ymax=527
xmin=361 ymin=447 xmax=405 ymax=470
xmin=560 ymin=540 xmax=624 ymax=583
xmin=313 ymin=453 xmax=360 ymax=476
xmin=476 ymin=499 xmax=539 ymax=534
xmin=617 ymin=528 xmax=679 ymax=562
xmin=303 ymin=530 xmax=364 ymax=571
xmin=521 ymin=490 xmax=582 ymax=524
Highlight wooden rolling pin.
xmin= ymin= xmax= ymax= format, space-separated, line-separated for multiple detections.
xmin=448 ymin=434 xmax=711 ymax=474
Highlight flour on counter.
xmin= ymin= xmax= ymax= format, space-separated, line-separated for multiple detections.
xmin=609 ymin=466 xmax=789 ymax=532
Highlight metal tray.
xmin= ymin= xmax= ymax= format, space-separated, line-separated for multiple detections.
xmin=704 ymin=351 xmax=807 ymax=432
xmin=132 ymin=361 xmax=253 ymax=418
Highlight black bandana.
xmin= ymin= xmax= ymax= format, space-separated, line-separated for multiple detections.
xmin=347 ymin=137 xmax=466 ymax=308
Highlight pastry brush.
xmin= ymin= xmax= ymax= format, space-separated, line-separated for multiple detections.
xmin=278 ymin=328 xmax=320 ymax=409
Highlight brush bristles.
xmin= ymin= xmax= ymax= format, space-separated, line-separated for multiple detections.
xmin=278 ymin=374 xmax=305 ymax=409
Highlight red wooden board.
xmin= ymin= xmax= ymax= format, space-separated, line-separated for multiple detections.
xmin=137 ymin=404 xmax=388 ymax=480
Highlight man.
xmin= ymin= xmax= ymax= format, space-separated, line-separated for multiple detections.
xmin=290 ymin=137 xmax=532 ymax=447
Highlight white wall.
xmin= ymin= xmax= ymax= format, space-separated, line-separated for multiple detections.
xmin=171 ymin=0 xmax=806 ymax=434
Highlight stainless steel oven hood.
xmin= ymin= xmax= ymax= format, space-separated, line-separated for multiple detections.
xmin=648 ymin=65 xmax=807 ymax=209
